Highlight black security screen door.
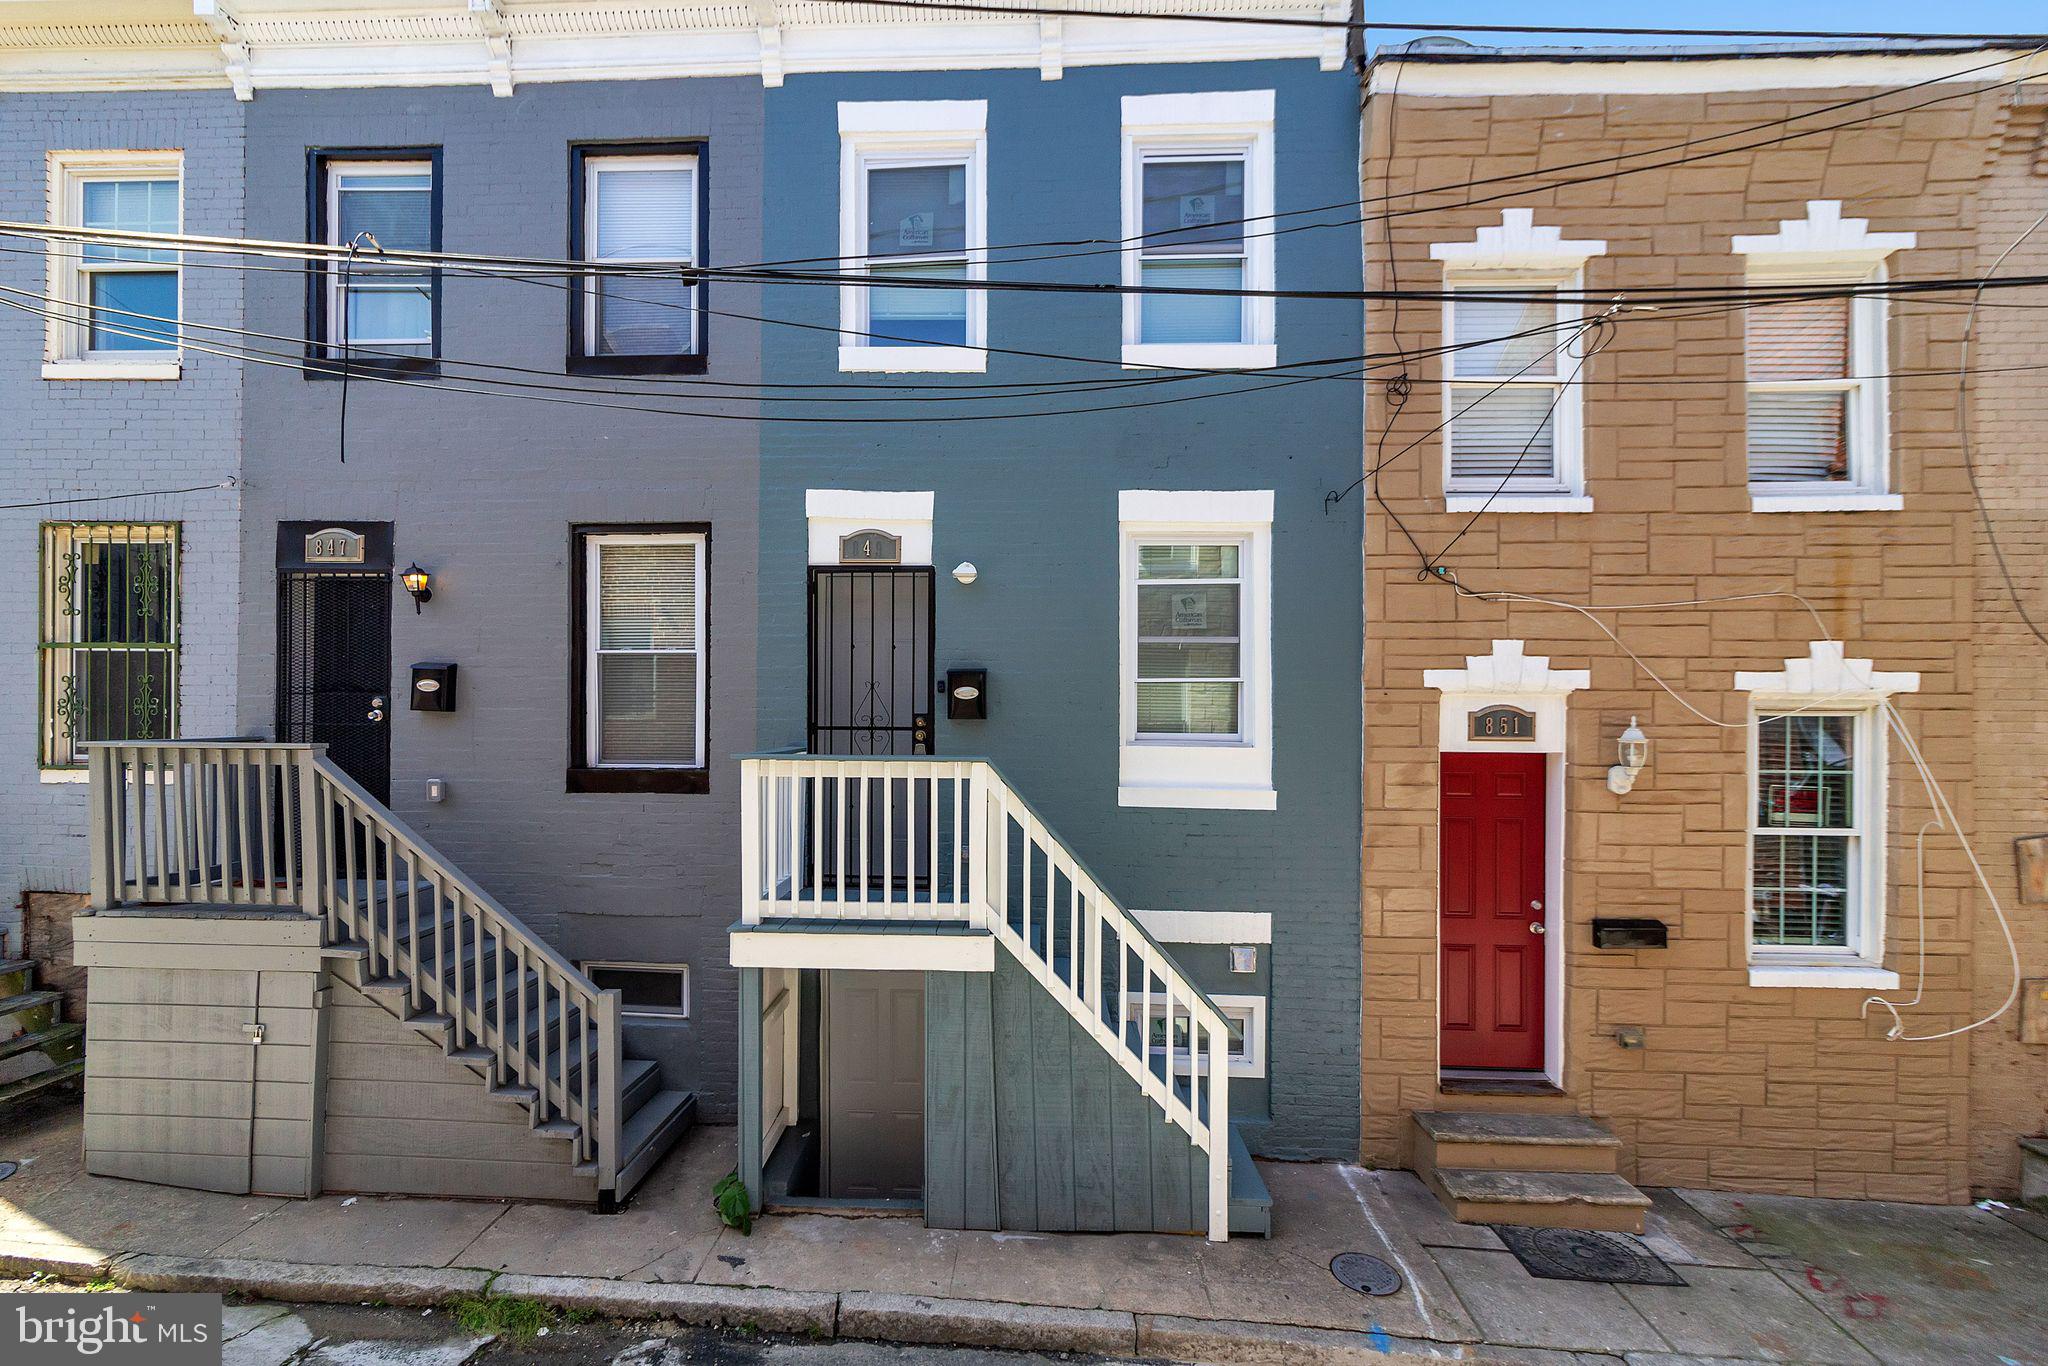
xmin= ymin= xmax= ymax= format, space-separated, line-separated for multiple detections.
xmin=808 ymin=567 xmax=934 ymax=756
xmin=278 ymin=570 xmax=393 ymax=802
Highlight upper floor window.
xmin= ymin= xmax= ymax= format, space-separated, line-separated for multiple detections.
xmin=571 ymin=145 xmax=704 ymax=373
xmin=38 ymin=523 xmax=179 ymax=772
xmin=45 ymin=151 xmax=182 ymax=379
xmin=838 ymin=100 xmax=987 ymax=374
xmin=1121 ymin=91 xmax=1275 ymax=370
xmin=1734 ymin=201 xmax=1914 ymax=511
xmin=313 ymin=152 xmax=439 ymax=366
xmin=1430 ymin=211 xmax=1607 ymax=512
xmin=570 ymin=526 xmax=709 ymax=793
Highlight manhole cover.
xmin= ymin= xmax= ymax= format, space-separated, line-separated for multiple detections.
xmin=0 ymin=1162 xmax=18 ymax=1182
xmin=1492 ymin=1226 xmax=1684 ymax=1286
xmin=1330 ymin=1252 xmax=1402 ymax=1296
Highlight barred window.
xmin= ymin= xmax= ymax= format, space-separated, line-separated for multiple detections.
xmin=1750 ymin=712 xmax=1865 ymax=952
xmin=39 ymin=523 xmax=179 ymax=770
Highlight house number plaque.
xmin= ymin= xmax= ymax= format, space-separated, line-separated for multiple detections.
xmin=1469 ymin=704 xmax=1536 ymax=741
xmin=304 ymin=527 xmax=365 ymax=565
xmin=839 ymin=529 xmax=902 ymax=564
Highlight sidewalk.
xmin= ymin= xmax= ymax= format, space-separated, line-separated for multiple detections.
xmin=4 ymin=1094 xmax=2045 ymax=1364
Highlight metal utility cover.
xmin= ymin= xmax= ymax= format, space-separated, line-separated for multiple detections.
xmin=1330 ymin=1251 xmax=1402 ymax=1296
xmin=1492 ymin=1225 xmax=1685 ymax=1286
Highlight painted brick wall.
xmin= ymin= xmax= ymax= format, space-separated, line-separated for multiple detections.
xmin=1965 ymin=89 xmax=2048 ymax=1198
xmin=0 ymin=92 xmax=244 ymax=950
xmin=759 ymin=60 xmax=1365 ymax=1159
xmin=1361 ymin=79 xmax=2010 ymax=1202
xmin=236 ymin=81 xmax=764 ymax=1116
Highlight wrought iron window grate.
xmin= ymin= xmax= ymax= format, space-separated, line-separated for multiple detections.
xmin=38 ymin=522 xmax=180 ymax=770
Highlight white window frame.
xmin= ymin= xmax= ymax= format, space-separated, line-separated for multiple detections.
xmin=1120 ymin=90 xmax=1275 ymax=371
xmin=44 ymin=150 xmax=184 ymax=381
xmin=580 ymin=151 xmax=701 ymax=358
xmin=1734 ymin=203 xmax=1913 ymax=511
xmin=1117 ymin=490 xmax=1274 ymax=811
xmin=1438 ymin=274 xmax=1588 ymax=506
xmin=838 ymin=100 xmax=987 ymax=374
xmin=580 ymin=960 xmax=691 ymax=1019
xmin=324 ymin=159 xmax=435 ymax=352
xmin=1124 ymin=993 xmax=1266 ymax=1078
xmin=38 ymin=521 xmax=181 ymax=774
xmin=583 ymin=531 xmax=708 ymax=772
xmin=1735 ymin=641 xmax=1919 ymax=989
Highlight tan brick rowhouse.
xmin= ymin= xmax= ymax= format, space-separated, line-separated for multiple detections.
xmin=1359 ymin=48 xmax=2048 ymax=1202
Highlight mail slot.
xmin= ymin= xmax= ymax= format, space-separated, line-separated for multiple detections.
xmin=410 ymin=662 xmax=458 ymax=713
xmin=1592 ymin=917 xmax=1667 ymax=950
xmin=943 ymin=667 xmax=988 ymax=721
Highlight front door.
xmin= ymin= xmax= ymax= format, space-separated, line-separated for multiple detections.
xmin=808 ymin=566 xmax=935 ymax=756
xmin=1440 ymin=752 xmax=1547 ymax=1071
xmin=277 ymin=522 xmax=394 ymax=803
xmin=823 ymin=970 xmax=925 ymax=1200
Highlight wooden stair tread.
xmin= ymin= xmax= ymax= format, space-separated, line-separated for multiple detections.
xmin=0 ymin=989 xmax=63 ymax=1018
xmin=1432 ymin=1167 xmax=1650 ymax=1208
xmin=0 ymin=1060 xmax=84 ymax=1105
xmin=0 ymin=1022 xmax=84 ymax=1062
xmin=1413 ymin=1110 xmax=1618 ymax=1148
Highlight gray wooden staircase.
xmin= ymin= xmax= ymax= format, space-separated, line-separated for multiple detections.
xmin=87 ymin=741 xmax=693 ymax=1208
xmin=0 ymin=957 xmax=85 ymax=1108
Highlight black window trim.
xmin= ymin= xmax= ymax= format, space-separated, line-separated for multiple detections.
xmin=304 ymin=146 xmax=445 ymax=380
xmin=567 ymin=521 xmax=712 ymax=795
xmin=567 ymin=139 xmax=711 ymax=376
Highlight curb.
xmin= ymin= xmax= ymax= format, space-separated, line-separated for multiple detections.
xmin=114 ymin=1254 xmax=491 ymax=1307
xmin=489 ymin=1273 xmax=837 ymax=1337
xmin=840 ymin=1291 xmax=1138 ymax=1356
xmin=0 ymin=1245 xmax=112 ymax=1281
xmin=1137 ymin=1314 xmax=1577 ymax=1365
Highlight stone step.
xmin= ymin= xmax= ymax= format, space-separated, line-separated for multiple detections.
xmin=1411 ymin=1109 xmax=1620 ymax=1175
xmin=1422 ymin=1166 xmax=1650 ymax=1234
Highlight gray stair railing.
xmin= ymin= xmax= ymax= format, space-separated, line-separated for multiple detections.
xmin=87 ymin=739 xmax=623 ymax=1194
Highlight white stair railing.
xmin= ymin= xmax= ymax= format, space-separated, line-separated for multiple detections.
xmin=87 ymin=740 xmax=623 ymax=1195
xmin=740 ymin=753 xmax=1232 ymax=1240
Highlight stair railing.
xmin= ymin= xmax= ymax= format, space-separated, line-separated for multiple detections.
xmin=740 ymin=753 xmax=1232 ymax=1240
xmin=87 ymin=740 xmax=623 ymax=1194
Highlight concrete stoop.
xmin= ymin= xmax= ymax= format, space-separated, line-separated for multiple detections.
xmin=1412 ymin=1109 xmax=1651 ymax=1234
xmin=0 ymin=1247 xmax=1595 ymax=1366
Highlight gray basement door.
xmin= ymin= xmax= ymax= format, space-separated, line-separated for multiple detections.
xmin=823 ymin=970 xmax=925 ymax=1200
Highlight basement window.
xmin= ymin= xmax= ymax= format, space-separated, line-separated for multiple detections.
xmin=583 ymin=962 xmax=690 ymax=1019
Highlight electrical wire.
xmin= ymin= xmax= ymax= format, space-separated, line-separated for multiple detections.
xmin=0 ymin=480 xmax=236 ymax=512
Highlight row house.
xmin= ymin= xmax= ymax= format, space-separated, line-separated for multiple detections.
xmin=1358 ymin=38 xmax=2048 ymax=1214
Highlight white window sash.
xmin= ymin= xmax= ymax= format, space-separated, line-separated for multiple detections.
xmin=837 ymin=117 xmax=988 ymax=366
xmin=1120 ymin=128 xmax=1274 ymax=356
xmin=1129 ymin=545 xmax=1248 ymax=744
xmin=1743 ymin=267 xmax=1889 ymax=497
xmin=325 ymin=160 xmax=434 ymax=350
xmin=584 ymin=532 xmax=707 ymax=771
xmin=582 ymin=153 xmax=700 ymax=357
xmin=1745 ymin=706 xmax=1884 ymax=965
xmin=1440 ymin=277 xmax=1583 ymax=496
xmin=49 ymin=155 xmax=184 ymax=362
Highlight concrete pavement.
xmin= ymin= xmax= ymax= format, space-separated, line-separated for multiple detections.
xmin=5 ymin=1093 xmax=2046 ymax=1363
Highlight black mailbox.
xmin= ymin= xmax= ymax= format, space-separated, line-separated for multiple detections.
xmin=1592 ymin=917 xmax=1668 ymax=950
xmin=943 ymin=668 xmax=988 ymax=721
xmin=410 ymin=662 xmax=458 ymax=713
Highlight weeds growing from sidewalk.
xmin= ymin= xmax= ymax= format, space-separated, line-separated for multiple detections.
xmin=448 ymin=1272 xmax=595 ymax=1344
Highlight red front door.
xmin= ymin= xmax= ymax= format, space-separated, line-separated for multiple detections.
xmin=1439 ymin=752 xmax=1548 ymax=1071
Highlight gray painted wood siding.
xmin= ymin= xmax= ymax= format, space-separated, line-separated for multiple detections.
xmin=321 ymin=973 xmax=596 ymax=1203
xmin=925 ymin=958 xmax=1204 ymax=1235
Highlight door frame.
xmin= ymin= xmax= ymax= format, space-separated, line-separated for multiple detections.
xmin=275 ymin=520 xmax=395 ymax=804
xmin=1427 ymin=643 xmax=1586 ymax=1089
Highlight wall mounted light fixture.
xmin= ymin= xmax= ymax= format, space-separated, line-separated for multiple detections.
xmin=400 ymin=563 xmax=433 ymax=613
xmin=952 ymin=561 xmax=978 ymax=586
xmin=1606 ymin=716 xmax=1649 ymax=795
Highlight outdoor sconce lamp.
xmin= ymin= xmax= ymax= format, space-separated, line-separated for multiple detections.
xmin=1606 ymin=716 xmax=1649 ymax=795
xmin=401 ymin=563 xmax=433 ymax=613
xmin=952 ymin=561 xmax=978 ymax=586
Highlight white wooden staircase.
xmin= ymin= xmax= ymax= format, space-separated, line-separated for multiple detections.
xmin=87 ymin=741 xmax=692 ymax=1207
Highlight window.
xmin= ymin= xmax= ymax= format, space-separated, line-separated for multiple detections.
xmin=1118 ymin=491 xmax=1273 ymax=810
xmin=46 ymin=151 xmax=182 ymax=376
xmin=1121 ymin=91 xmax=1275 ymax=369
xmin=1734 ymin=202 xmax=1913 ymax=510
xmin=1444 ymin=285 xmax=1581 ymax=496
xmin=838 ymin=100 xmax=986 ymax=373
xmin=314 ymin=153 xmax=439 ymax=366
xmin=570 ymin=527 xmax=708 ymax=793
xmin=1749 ymin=711 xmax=1878 ymax=960
xmin=582 ymin=962 xmax=690 ymax=1019
xmin=38 ymin=523 xmax=179 ymax=772
xmin=571 ymin=145 xmax=704 ymax=372
xmin=1124 ymin=994 xmax=1265 ymax=1078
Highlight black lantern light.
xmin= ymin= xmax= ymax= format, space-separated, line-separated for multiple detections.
xmin=400 ymin=563 xmax=433 ymax=613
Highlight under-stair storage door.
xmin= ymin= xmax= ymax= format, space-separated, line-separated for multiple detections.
xmin=822 ymin=969 xmax=925 ymax=1199
xmin=1440 ymin=752 xmax=1548 ymax=1071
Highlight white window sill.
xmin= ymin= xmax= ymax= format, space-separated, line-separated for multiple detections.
xmin=1444 ymin=494 xmax=1594 ymax=514
xmin=1748 ymin=963 xmax=1900 ymax=990
xmin=838 ymin=345 xmax=987 ymax=374
xmin=1118 ymin=782 xmax=1276 ymax=812
xmin=39 ymin=769 xmax=90 ymax=784
xmin=1121 ymin=342 xmax=1277 ymax=371
xmin=1749 ymin=493 xmax=1903 ymax=513
xmin=43 ymin=359 xmax=182 ymax=382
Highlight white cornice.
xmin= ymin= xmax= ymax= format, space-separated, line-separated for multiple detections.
xmin=0 ymin=1 xmax=1337 ymax=93
xmin=1431 ymin=209 xmax=1607 ymax=273
xmin=1734 ymin=640 xmax=1920 ymax=698
xmin=1369 ymin=47 xmax=2048 ymax=98
xmin=1733 ymin=200 xmax=1917 ymax=267
xmin=1424 ymin=639 xmax=1590 ymax=696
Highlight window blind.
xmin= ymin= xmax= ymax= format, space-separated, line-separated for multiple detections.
xmin=1134 ymin=543 xmax=1241 ymax=737
xmin=1138 ymin=157 xmax=1248 ymax=346
xmin=1447 ymin=292 xmax=1563 ymax=486
xmin=593 ymin=164 xmax=695 ymax=262
xmin=595 ymin=540 xmax=700 ymax=766
xmin=1747 ymin=296 xmax=1853 ymax=483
